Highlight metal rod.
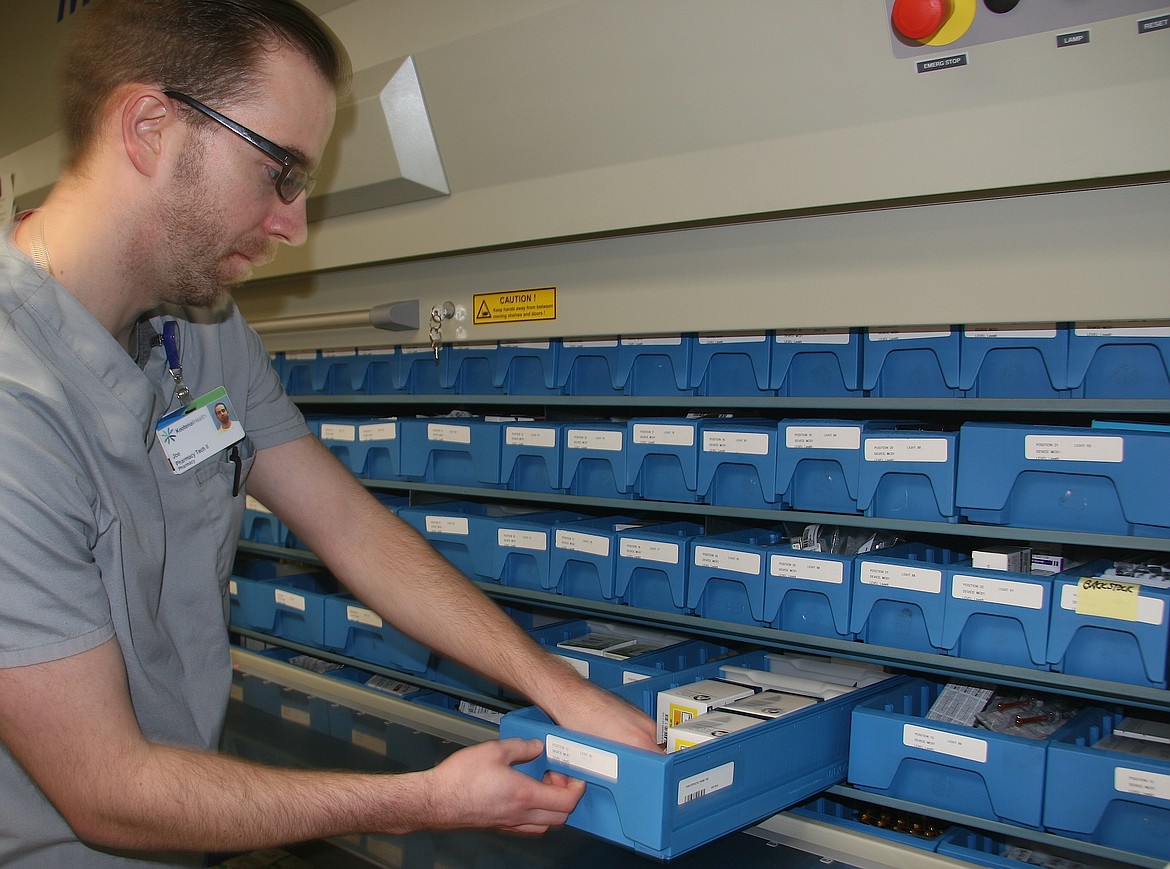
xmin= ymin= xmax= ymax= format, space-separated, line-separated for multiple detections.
xmin=250 ymin=310 xmax=372 ymax=334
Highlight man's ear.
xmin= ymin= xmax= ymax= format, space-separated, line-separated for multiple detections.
xmin=122 ymin=90 xmax=172 ymax=177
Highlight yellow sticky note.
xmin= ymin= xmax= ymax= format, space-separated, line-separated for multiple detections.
xmin=1076 ymin=576 xmax=1141 ymax=622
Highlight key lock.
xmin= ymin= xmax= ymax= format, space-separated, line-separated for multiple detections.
xmin=429 ymin=301 xmax=455 ymax=361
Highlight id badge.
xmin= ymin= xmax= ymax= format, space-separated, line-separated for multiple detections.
xmin=155 ymin=386 xmax=245 ymax=474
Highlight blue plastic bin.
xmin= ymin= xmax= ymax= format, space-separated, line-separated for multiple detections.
xmin=500 ymin=421 xmax=566 ymax=494
xmin=501 ymin=652 xmax=910 ymax=859
xmin=857 ymin=428 xmax=959 ymax=523
xmin=959 ymin=325 xmax=1070 ymax=398
xmin=848 ymin=676 xmax=1080 ymax=829
xmin=941 ymin=558 xmax=1052 ymax=670
xmin=1047 ymin=558 xmax=1170 ymax=689
xmin=775 ymin=419 xmax=867 ymax=514
xmin=398 ymin=416 xmax=505 ymax=488
xmin=626 ymin=418 xmax=701 ymax=503
xmin=555 ymin=339 xmax=623 ymax=396
xmin=689 ymin=334 xmax=773 ymax=397
xmin=240 ymin=496 xmax=288 ymax=547
xmin=322 ymin=593 xmax=431 ymax=674
xmin=281 ymin=350 xmax=323 ymax=395
xmin=444 ymin=343 xmax=504 ymax=395
xmin=396 ymin=345 xmax=454 ymax=395
xmin=763 ymin=544 xmax=855 ymax=641
xmin=355 ymin=347 xmax=404 ymax=395
xmin=1043 ymin=707 xmax=1170 ymax=859
xmin=562 ymin=421 xmax=634 ymax=499
xmin=229 ymin=561 xmax=339 ymax=648
xmin=849 ymin=543 xmax=955 ymax=656
xmin=686 ymin=527 xmax=786 ymax=627
xmin=956 ymin=422 xmax=1170 ymax=538
xmin=696 ymin=419 xmax=780 ymax=510
xmin=615 ymin=336 xmax=695 ymax=396
xmin=771 ymin=329 xmax=864 ymax=398
xmin=862 ymin=328 xmax=962 ymax=398
xmin=549 ymin=515 xmax=654 ymax=601
xmin=615 ymin=521 xmax=706 ymax=614
xmin=398 ymin=500 xmax=536 ymax=581
xmin=486 ymin=509 xmax=591 ymax=591
xmin=1067 ymin=321 xmax=1170 ymax=399
xmin=495 ymin=341 xmax=562 ymax=395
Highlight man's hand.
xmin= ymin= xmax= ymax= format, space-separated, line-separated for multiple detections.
xmin=543 ymin=678 xmax=662 ymax=753
xmin=418 ymin=738 xmax=586 ymax=834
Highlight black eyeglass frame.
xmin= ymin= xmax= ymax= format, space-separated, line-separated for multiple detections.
xmin=164 ymin=90 xmax=315 ymax=204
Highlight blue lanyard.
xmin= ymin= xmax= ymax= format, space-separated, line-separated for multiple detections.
xmin=161 ymin=320 xmax=193 ymax=406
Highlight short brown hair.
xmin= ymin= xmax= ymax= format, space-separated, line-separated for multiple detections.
xmin=61 ymin=0 xmax=351 ymax=166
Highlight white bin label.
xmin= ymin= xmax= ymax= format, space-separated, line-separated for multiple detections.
xmin=868 ymin=328 xmax=951 ymax=341
xmin=557 ymin=655 xmax=590 ymax=679
xmin=864 ymin=437 xmax=949 ymax=463
xmin=1114 ymin=767 xmax=1170 ymax=802
xmin=425 ymin=516 xmax=469 ymax=536
xmin=274 ymin=589 xmax=306 ymax=612
xmin=785 ymin=426 xmax=861 ymax=450
xmin=698 ymin=335 xmax=766 ymax=345
xmin=903 ymin=724 xmax=988 ymax=763
xmin=500 ymin=341 xmax=551 ymax=350
xmin=678 ymin=762 xmax=736 ymax=806
xmin=860 ymin=562 xmax=942 ymax=595
xmin=775 ymin=330 xmax=850 ymax=345
xmin=244 ymin=496 xmax=272 ymax=514
xmin=498 ymin=528 xmax=548 ymax=551
xmin=505 ymin=426 xmax=556 ymax=448
xmin=555 ymin=530 xmax=611 ymax=557
xmin=693 ymin=546 xmax=761 ymax=576
xmin=563 ymin=339 xmax=619 ymax=348
xmin=228 ymin=580 xmax=238 ymax=597
xmin=703 ymin=430 xmax=770 ymax=455
xmin=1024 ymin=435 xmax=1123 ymax=463
xmin=320 ymin=423 xmax=356 ymax=442
xmin=1076 ymin=322 xmax=1170 ymax=338
xmin=427 ymin=423 xmax=472 ymax=444
xmin=347 ymin=605 xmax=383 ymax=628
xmin=770 ymin=554 xmax=844 ymax=585
xmin=359 ymin=421 xmax=397 ymax=441
xmin=281 ymin=705 xmax=311 ymax=727
xmin=951 ymin=575 xmax=1044 ymax=610
xmin=620 ymin=538 xmax=680 ymax=565
xmin=633 ymin=424 xmax=694 ymax=447
xmin=546 ymin=735 xmax=619 ymax=781
xmin=964 ymin=325 xmax=1058 ymax=339
xmin=351 ymin=730 xmax=387 ymax=757
xmin=567 ymin=429 xmax=623 ymax=452
xmin=621 ymin=336 xmax=682 ymax=346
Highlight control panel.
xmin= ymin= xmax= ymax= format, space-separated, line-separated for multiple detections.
xmin=887 ymin=0 xmax=1169 ymax=57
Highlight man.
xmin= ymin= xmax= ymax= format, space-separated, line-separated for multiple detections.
xmin=0 ymin=1 xmax=657 ymax=865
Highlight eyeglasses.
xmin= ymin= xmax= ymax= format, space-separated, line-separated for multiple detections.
xmin=164 ymin=90 xmax=315 ymax=204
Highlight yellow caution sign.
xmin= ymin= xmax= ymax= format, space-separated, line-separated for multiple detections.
xmin=473 ymin=286 xmax=557 ymax=325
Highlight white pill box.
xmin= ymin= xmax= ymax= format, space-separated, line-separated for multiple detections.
xmin=666 ymin=710 xmax=765 ymax=753
xmin=719 ymin=690 xmax=818 ymax=719
xmin=656 ymin=679 xmax=755 ymax=743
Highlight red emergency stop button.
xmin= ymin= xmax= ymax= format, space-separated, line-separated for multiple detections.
xmin=892 ymin=0 xmax=951 ymax=40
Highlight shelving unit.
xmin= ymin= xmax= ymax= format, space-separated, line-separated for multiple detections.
xmin=234 ymin=377 xmax=1170 ymax=868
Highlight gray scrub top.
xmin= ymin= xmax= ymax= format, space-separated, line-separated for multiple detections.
xmin=0 ymin=232 xmax=309 ymax=867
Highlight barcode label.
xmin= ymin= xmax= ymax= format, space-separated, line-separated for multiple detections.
xmin=677 ymin=762 xmax=735 ymax=806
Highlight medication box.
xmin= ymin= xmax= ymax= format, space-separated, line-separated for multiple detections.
xmin=847 ymin=677 xmax=1082 ymax=829
xmin=656 ymin=678 xmax=755 ymax=743
xmin=666 ymin=710 xmax=764 ymax=753
xmin=1047 ymin=558 xmax=1170 ymax=689
xmin=1043 ymin=707 xmax=1170 ymax=860
xmin=956 ymin=422 xmax=1170 ymax=538
xmin=500 ymin=652 xmax=909 ymax=859
xmin=771 ymin=329 xmax=863 ymax=398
